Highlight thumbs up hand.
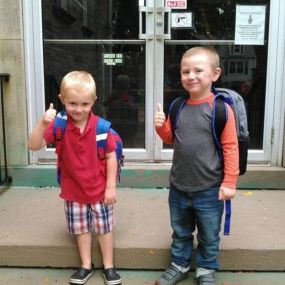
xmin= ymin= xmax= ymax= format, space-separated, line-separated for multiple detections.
xmin=154 ymin=103 xmax=166 ymax=128
xmin=43 ymin=103 xmax=57 ymax=124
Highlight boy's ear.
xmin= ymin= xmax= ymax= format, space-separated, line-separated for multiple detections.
xmin=213 ymin=67 xmax=222 ymax=82
xmin=58 ymin=94 xmax=64 ymax=104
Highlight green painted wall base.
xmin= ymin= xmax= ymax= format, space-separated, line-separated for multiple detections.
xmin=1 ymin=166 xmax=285 ymax=189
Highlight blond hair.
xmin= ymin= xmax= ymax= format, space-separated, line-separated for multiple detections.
xmin=182 ymin=46 xmax=220 ymax=70
xmin=60 ymin=71 xmax=96 ymax=99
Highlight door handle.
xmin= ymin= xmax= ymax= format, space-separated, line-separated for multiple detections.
xmin=155 ymin=7 xmax=171 ymax=40
xmin=139 ymin=6 xmax=154 ymax=40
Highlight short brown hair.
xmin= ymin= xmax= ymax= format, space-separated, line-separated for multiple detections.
xmin=182 ymin=46 xmax=220 ymax=70
xmin=60 ymin=71 xmax=96 ymax=99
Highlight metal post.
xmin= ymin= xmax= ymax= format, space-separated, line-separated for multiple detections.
xmin=0 ymin=73 xmax=12 ymax=185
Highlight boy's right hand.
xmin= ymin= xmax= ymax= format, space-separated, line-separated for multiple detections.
xmin=43 ymin=103 xmax=57 ymax=125
xmin=154 ymin=103 xmax=166 ymax=128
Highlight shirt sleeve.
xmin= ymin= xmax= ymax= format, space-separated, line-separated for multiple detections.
xmin=43 ymin=121 xmax=55 ymax=145
xmin=221 ymin=105 xmax=239 ymax=188
xmin=155 ymin=116 xmax=174 ymax=144
xmin=106 ymin=130 xmax=117 ymax=153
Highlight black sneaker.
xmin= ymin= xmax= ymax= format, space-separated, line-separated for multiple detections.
xmin=70 ymin=265 xmax=95 ymax=285
xmin=102 ymin=267 xmax=122 ymax=285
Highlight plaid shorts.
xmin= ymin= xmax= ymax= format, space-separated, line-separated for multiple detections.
xmin=64 ymin=201 xmax=115 ymax=235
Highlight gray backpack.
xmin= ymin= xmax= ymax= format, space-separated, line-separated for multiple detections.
xmin=213 ymin=87 xmax=250 ymax=175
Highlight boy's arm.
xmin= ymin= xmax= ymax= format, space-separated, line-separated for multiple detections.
xmin=104 ymin=151 xmax=118 ymax=205
xmin=219 ymin=105 xmax=239 ymax=200
xmin=28 ymin=103 xmax=57 ymax=150
xmin=154 ymin=103 xmax=173 ymax=144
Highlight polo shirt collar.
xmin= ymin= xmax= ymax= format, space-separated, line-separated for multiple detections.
xmin=65 ymin=112 xmax=96 ymax=134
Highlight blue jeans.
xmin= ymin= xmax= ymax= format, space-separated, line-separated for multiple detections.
xmin=169 ymin=184 xmax=224 ymax=270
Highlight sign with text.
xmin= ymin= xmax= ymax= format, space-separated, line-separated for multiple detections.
xmin=235 ymin=5 xmax=266 ymax=45
xmin=166 ymin=0 xmax=187 ymax=9
xmin=103 ymin=53 xmax=123 ymax=66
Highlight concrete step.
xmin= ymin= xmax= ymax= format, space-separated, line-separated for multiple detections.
xmin=0 ymin=187 xmax=285 ymax=271
xmin=1 ymin=268 xmax=285 ymax=285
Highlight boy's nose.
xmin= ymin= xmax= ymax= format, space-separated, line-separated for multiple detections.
xmin=75 ymin=106 xmax=83 ymax=112
xmin=188 ymin=71 xmax=195 ymax=79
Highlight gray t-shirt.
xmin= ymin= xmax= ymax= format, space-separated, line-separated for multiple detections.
xmin=170 ymin=102 xmax=223 ymax=192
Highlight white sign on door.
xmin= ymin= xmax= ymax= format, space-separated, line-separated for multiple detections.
xmin=166 ymin=0 xmax=187 ymax=9
xmin=234 ymin=5 xmax=266 ymax=45
xmin=171 ymin=13 xmax=192 ymax=28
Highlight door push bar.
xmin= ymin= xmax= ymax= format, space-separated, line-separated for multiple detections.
xmin=0 ymin=73 xmax=12 ymax=185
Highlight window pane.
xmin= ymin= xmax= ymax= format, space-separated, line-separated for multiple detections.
xmin=171 ymin=0 xmax=269 ymax=41
xmin=164 ymin=44 xmax=267 ymax=149
xmin=42 ymin=0 xmax=139 ymax=40
xmin=43 ymin=43 xmax=145 ymax=148
xmin=237 ymin=61 xmax=244 ymax=74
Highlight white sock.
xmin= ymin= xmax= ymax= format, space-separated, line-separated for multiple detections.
xmin=196 ymin=267 xmax=215 ymax=278
xmin=171 ymin=262 xmax=190 ymax=273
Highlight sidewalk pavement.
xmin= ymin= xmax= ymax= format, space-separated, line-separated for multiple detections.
xmin=0 ymin=187 xmax=285 ymax=270
xmin=1 ymin=268 xmax=285 ymax=285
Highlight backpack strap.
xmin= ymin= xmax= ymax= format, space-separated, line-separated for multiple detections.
xmin=109 ymin=128 xmax=123 ymax=163
xmin=169 ymin=96 xmax=188 ymax=139
xmin=212 ymin=88 xmax=233 ymax=236
xmin=109 ymin=128 xmax=124 ymax=182
xmin=96 ymin=117 xmax=111 ymax=160
xmin=53 ymin=111 xmax=67 ymax=184
xmin=212 ymin=96 xmax=227 ymax=161
xmin=96 ymin=117 xmax=124 ymax=182
xmin=223 ymin=200 xmax=231 ymax=235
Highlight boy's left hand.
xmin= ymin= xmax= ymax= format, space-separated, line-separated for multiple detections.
xmin=218 ymin=186 xmax=236 ymax=200
xmin=104 ymin=186 xmax=117 ymax=205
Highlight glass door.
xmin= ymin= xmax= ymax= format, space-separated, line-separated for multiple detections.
xmin=38 ymin=0 xmax=157 ymax=161
xmin=157 ymin=0 xmax=273 ymax=163
xmin=26 ymin=0 xmax=278 ymax=164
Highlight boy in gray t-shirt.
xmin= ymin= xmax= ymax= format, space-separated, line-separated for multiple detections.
xmin=154 ymin=47 xmax=239 ymax=285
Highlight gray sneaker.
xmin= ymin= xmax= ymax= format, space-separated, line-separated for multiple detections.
xmin=155 ymin=265 xmax=188 ymax=285
xmin=198 ymin=273 xmax=216 ymax=285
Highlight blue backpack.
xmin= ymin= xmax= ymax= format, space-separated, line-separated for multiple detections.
xmin=169 ymin=87 xmax=250 ymax=235
xmin=53 ymin=111 xmax=124 ymax=185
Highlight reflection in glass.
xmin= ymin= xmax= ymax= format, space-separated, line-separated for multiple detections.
xmin=104 ymin=74 xmax=139 ymax=147
xmin=42 ymin=0 xmax=139 ymax=40
xmin=164 ymin=44 xmax=268 ymax=149
xmin=164 ymin=0 xmax=270 ymax=149
xmin=170 ymin=0 xmax=269 ymax=41
xmin=43 ymin=44 xmax=145 ymax=148
xmin=42 ymin=0 xmax=145 ymax=149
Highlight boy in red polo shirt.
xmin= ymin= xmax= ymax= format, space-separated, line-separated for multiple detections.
xmin=28 ymin=71 xmax=121 ymax=285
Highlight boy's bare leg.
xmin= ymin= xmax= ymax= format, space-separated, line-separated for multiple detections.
xmin=97 ymin=232 xmax=114 ymax=269
xmin=76 ymin=232 xmax=93 ymax=269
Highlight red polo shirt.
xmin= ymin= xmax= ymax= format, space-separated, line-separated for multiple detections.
xmin=44 ymin=113 xmax=116 ymax=204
